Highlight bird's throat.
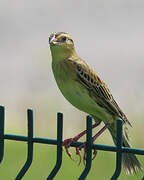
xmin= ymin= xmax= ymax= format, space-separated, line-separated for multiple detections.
xmin=50 ymin=46 xmax=76 ymax=62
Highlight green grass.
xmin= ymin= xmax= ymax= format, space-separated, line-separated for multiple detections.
xmin=0 ymin=141 xmax=143 ymax=180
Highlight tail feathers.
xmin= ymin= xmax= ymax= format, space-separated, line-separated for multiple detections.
xmin=110 ymin=129 xmax=143 ymax=175
xmin=122 ymin=139 xmax=143 ymax=175
xmin=122 ymin=151 xmax=143 ymax=175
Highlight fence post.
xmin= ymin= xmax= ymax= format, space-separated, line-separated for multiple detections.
xmin=111 ymin=118 xmax=123 ymax=180
xmin=78 ymin=115 xmax=92 ymax=180
xmin=15 ymin=109 xmax=34 ymax=180
xmin=47 ymin=112 xmax=63 ymax=180
xmin=0 ymin=106 xmax=5 ymax=163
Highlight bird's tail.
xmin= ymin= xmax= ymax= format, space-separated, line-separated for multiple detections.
xmin=108 ymin=126 xmax=143 ymax=175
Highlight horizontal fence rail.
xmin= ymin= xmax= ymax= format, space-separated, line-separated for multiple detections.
xmin=0 ymin=106 xmax=144 ymax=179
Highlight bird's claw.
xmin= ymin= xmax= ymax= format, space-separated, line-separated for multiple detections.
xmin=63 ymin=138 xmax=73 ymax=148
xmin=76 ymin=143 xmax=98 ymax=164
xmin=63 ymin=138 xmax=98 ymax=164
xmin=92 ymin=149 xmax=97 ymax=160
xmin=63 ymin=138 xmax=74 ymax=160
xmin=76 ymin=147 xmax=82 ymax=165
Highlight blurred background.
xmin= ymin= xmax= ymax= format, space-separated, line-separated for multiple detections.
xmin=0 ymin=0 xmax=144 ymax=179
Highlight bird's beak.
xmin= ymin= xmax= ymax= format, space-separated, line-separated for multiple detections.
xmin=49 ymin=34 xmax=57 ymax=45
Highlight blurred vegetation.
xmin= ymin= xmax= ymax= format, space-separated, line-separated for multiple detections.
xmin=0 ymin=140 xmax=143 ymax=180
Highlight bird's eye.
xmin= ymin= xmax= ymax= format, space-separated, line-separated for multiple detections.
xmin=61 ymin=36 xmax=67 ymax=42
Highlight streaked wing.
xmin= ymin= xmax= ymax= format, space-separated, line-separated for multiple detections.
xmin=68 ymin=58 xmax=131 ymax=126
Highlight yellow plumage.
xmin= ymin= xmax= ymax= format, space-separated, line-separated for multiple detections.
xmin=49 ymin=32 xmax=143 ymax=175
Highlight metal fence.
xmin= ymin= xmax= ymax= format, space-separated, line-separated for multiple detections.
xmin=0 ymin=106 xmax=144 ymax=180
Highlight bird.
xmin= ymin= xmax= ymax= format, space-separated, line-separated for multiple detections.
xmin=49 ymin=32 xmax=143 ymax=175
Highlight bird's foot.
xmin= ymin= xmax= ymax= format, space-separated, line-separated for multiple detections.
xmin=75 ymin=143 xmax=98 ymax=165
xmin=62 ymin=121 xmax=102 ymax=162
xmin=75 ymin=123 xmax=110 ymax=164
xmin=62 ymin=138 xmax=74 ymax=159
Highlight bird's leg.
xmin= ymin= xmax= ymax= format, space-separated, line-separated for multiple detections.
xmin=62 ymin=121 xmax=101 ymax=160
xmin=77 ymin=123 xmax=110 ymax=163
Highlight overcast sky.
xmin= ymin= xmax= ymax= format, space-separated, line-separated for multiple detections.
xmin=0 ymin=0 xmax=144 ymax=137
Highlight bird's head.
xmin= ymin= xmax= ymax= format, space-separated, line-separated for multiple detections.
xmin=49 ymin=32 xmax=75 ymax=61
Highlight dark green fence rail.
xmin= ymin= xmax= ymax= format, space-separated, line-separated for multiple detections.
xmin=0 ymin=106 xmax=144 ymax=180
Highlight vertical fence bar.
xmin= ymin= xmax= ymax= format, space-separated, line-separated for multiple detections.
xmin=111 ymin=118 xmax=123 ymax=180
xmin=15 ymin=109 xmax=34 ymax=180
xmin=0 ymin=106 xmax=5 ymax=163
xmin=47 ymin=112 xmax=63 ymax=180
xmin=78 ymin=115 xmax=92 ymax=180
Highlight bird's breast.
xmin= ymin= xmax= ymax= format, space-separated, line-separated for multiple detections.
xmin=52 ymin=62 xmax=95 ymax=111
xmin=52 ymin=61 xmax=113 ymax=122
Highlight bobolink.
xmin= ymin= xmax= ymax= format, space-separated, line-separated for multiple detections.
xmin=49 ymin=32 xmax=143 ymax=175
